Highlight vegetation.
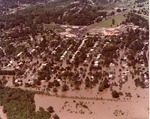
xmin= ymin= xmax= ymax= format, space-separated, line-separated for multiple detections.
xmin=112 ymin=90 xmax=119 ymax=98
xmin=47 ymin=106 xmax=54 ymax=113
xmin=123 ymin=12 xmax=148 ymax=29
xmin=0 ymin=0 xmax=109 ymax=30
xmin=53 ymin=114 xmax=60 ymax=119
xmin=98 ymin=79 xmax=110 ymax=92
xmin=0 ymin=87 xmax=51 ymax=119
xmin=62 ymin=84 xmax=69 ymax=92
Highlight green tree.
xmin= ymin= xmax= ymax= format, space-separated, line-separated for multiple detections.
xmin=112 ymin=90 xmax=119 ymax=98
xmin=53 ymin=114 xmax=59 ymax=119
xmin=112 ymin=19 xmax=115 ymax=25
xmin=47 ymin=106 xmax=54 ymax=113
xmin=62 ymin=84 xmax=69 ymax=92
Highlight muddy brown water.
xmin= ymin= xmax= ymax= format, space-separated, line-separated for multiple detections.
xmin=34 ymin=84 xmax=148 ymax=119
xmin=34 ymin=93 xmax=148 ymax=119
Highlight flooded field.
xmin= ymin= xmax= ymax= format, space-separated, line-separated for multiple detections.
xmin=34 ymin=94 xmax=148 ymax=119
xmin=34 ymin=86 xmax=148 ymax=119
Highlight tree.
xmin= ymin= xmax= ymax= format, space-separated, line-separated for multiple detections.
xmin=48 ymin=82 xmax=54 ymax=88
xmin=103 ymin=79 xmax=110 ymax=88
xmin=53 ymin=88 xmax=58 ymax=93
xmin=53 ymin=114 xmax=59 ymax=119
xmin=0 ymin=80 xmax=2 ymax=86
xmin=3 ymin=108 xmax=7 ymax=113
xmin=0 ymin=49 xmax=4 ymax=56
xmin=62 ymin=84 xmax=69 ymax=92
xmin=98 ymin=83 xmax=104 ymax=92
xmin=98 ymin=79 xmax=109 ymax=92
xmin=112 ymin=19 xmax=115 ymax=25
xmin=53 ymin=80 xmax=60 ymax=87
xmin=74 ymin=85 xmax=80 ymax=90
xmin=0 ymin=23 xmax=5 ymax=29
xmin=116 ymin=9 xmax=121 ymax=12
xmin=110 ymin=11 xmax=115 ymax=15
xmin=35 ymin=80 xmax=41 ymax=85
xmin=112 ymin=90 xmax=119 ymax=98
xmin=47 ymin=106 xmax=54 ymax=113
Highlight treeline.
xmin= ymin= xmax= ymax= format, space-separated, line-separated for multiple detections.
xmin=0 ymin=1 xmax=107 ymax=30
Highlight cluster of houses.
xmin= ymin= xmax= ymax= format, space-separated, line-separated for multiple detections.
xmin=0 ymin=23 xmax=148 ymax=96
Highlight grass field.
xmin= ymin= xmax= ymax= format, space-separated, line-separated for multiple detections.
xmin=90 ymin=13 xmax=127 ymax=28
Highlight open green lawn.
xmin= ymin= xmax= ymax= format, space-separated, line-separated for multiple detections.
xmin=90 ymin=13 xmax=127 ymax=28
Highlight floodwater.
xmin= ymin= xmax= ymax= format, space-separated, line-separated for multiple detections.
xmin=34 ymin=86 xmax=149 ymax=119
xmin=0 ymin=106 xmax=7 ymax=119
xmin=34 ymin=63 xmax=149 ymax=119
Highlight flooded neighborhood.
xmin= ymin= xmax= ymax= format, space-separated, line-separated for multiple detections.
xmin=0 ymin=0 xmax=149 ymax=119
